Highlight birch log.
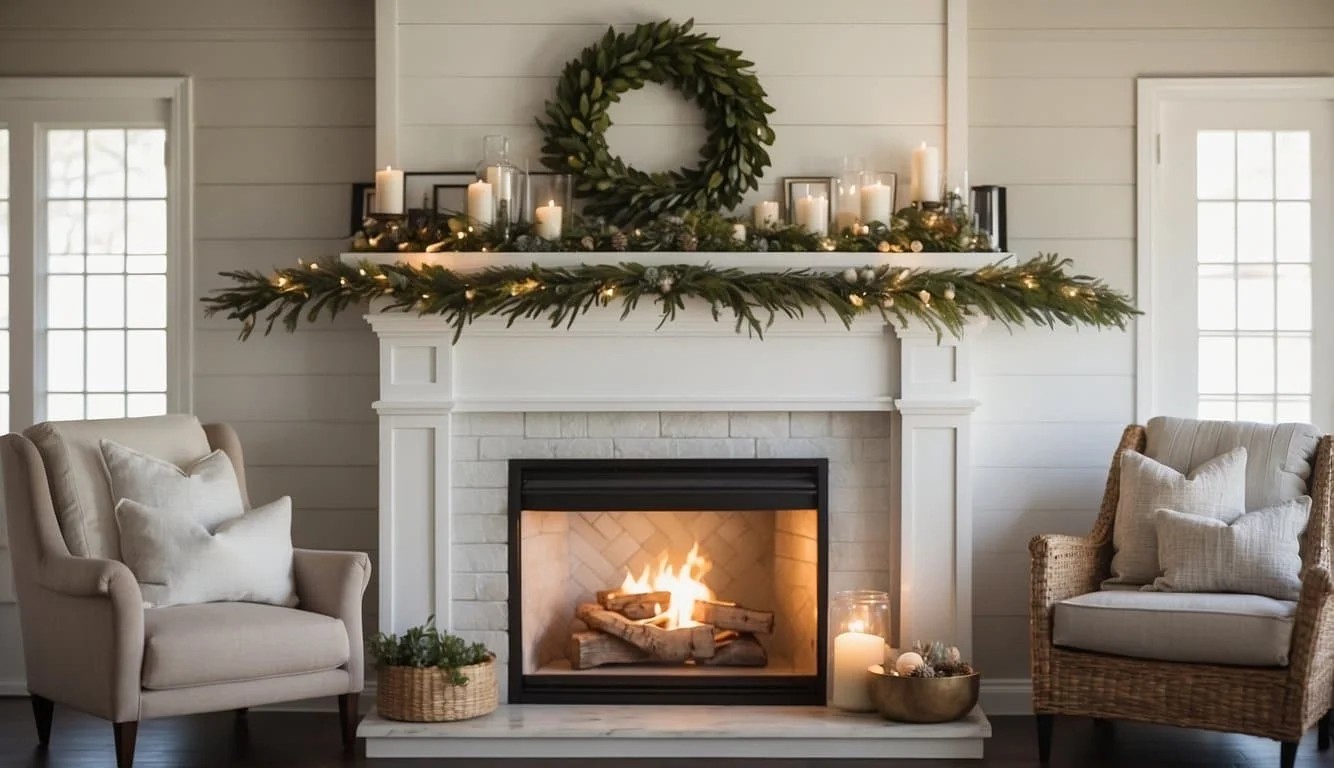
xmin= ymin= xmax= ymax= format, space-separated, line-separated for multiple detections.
xmin=691 ymin=600 xmax=775 ymax=634
xmin=575 ymin=603 xmax=715 ymax=661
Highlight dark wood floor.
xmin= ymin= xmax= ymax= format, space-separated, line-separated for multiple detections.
xmin=0 ymin=698 xmax=1330 ymax=767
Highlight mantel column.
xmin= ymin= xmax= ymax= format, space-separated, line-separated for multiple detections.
xmin=891 ymin=322 xmax=982 ymax=658
xmin=369 ymin=315 xmax=457 ymax=634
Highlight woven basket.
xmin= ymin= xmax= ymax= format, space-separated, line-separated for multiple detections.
xmin=376 ymin=656 xmax=499 ymax=722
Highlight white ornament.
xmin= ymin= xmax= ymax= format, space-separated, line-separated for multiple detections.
xmin=894 ymin=651 xmax=925 ymax=676
xmin=943 ymin=286 xmax=956 ymax=300
xmin=658 ymin=277 xmax=675 ymax=294
xmin=842 ymin=268 xmax=859 ymax=284
xmin=880 ymin=295 xmax=895 ymax=309
xmin=859 ymin=268 xmax=876 ymax=284
xmin=918 ymin=289 xmax=932 ymax=304
xmin=877 ymin=241 xmax=891 ymax=253
xmin=910 ymin=240 xmax=924 ymax=253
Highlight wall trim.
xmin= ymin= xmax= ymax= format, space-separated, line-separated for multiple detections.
xmin=979 ymin=677 xmax=1032 ymax=716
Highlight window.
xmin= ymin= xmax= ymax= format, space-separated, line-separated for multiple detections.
xmin=0 ymin=127 xmax=8 ymax=434
xmin=0 ymin=78 xmax=191 ymax=430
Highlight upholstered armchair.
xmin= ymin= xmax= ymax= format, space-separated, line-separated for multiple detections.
xmin=1 ymin=415 xmax=371 ymax=768
xmin=1030 ymin=417 xmax=1334 ymax=767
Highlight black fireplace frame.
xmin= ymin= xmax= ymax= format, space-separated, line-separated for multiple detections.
xmin=507 ymin=458 xmax=829 ymax=705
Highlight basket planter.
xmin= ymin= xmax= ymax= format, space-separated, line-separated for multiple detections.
xmin=376 ymin=655 xmax=499 ymax=722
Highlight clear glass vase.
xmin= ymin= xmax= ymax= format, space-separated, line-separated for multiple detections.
xmin=475 ymin=135 xmax=517 ymax=239
xmin=528 ymin=173 xmax=572 ymax=240
xmin=829 ymin=589 xmax=890 ymax=711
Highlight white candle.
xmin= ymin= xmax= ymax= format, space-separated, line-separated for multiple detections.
xmin=831 ymin=623 xmax=883 ymax=711
xmin=732 ymin=223 xmax=747 ymax=242
xmin=794 ymin=194 xmax=829 ymax=237
xmin=836 ymin=183 xmax=860 ymax=233
xmin=373 ymin=166 xmax=404 ymax=215
xmin=860 ymin=182 xmax=893 ymax=224
xmin=535 ymin=199 xmax=563 ymax=239
xmin=911 ymin=142 xmax=941 ymax=204
xmin=468 ymin=180 xmax=495 ymax=225
xmin=753 ymin=201 xmax=780 ymax=229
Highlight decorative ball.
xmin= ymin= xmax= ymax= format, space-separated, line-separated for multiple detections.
xmin=894 ymin=651 xmax=925 ymax=676
xmin=877 ymin=240 xmax=891 ymax=253
xmin=658 ymin=277 xmax=675 ymax=294
xmin=859 ymin=268 xmax=876 ymax=284
xmin=842 ymin=268 xmax=859 ymax=284
xmin=943 ymin=286 xmax=956 ymax=301
xmin=918 ymin=289 xmax=932 ymax=304
xmin=910 ymin=240 xmax=924 ymax=253
xmin=880 ymin=295 xmax=895 ymax=309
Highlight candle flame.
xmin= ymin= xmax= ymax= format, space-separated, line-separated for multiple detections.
xmin=547 ymin=199 xmax=555 ymax=207
xmin=848 ymin=619 xmax=866 ymax=633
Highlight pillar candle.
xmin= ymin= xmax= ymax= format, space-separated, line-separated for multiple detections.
xmin=373 ymin=166 xmax=404 ymax=215
xmin=836 ymin=183 xmax=860 ymax=233
xmin=911 ymin=142 xmax=941 ymax=204
xmin=831 ymin=627 xmax=883 ymax=711
xmin=794 ymin=194 xmax=829 ymax=237
xmin=535 ymin=199 xmax=563 ymax=239
xmin=753 ymin=201 xmax=780 ymax=229
xmin=860 ymin=182 xmax=893 ymax=224
xmin=468 ymin=180 xmax=495 ymax=225
xmin=732 ymin=223 xmax=747 ymax=242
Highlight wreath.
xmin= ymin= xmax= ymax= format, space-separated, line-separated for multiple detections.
xmin=536 ymin=19 xmax=775 ymax=226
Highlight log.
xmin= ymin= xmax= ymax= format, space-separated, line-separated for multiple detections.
xmin=597 ymin=590 xmax=672 ymax=620
xmin=566 ymin=630 xmax=650 ymax=669
xmin=575 ymin=603 xmax=715 ymax=661
xmin=690 ymin=600 xmax=775 ymax=635
xmin=697 ymin=633 xmax=768 ymax=667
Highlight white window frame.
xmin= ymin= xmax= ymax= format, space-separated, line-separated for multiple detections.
xmin=1135 ymin=76 xmax=1334 ymax=423
xmin=0 ymin=76 xmax=194 ymax=423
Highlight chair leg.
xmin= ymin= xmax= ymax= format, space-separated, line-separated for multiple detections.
xmin=113 ymin=721 xmax=138 ymax=768
xmin=338 ymin=693 xmax=359 ymax=754
xmin=1036 ymin=713 xmax=1054 ymax=764
xmin=1320 ymin=710 xmax=1331 ymax=751
xmin=30 ymin=694 xmax=53 ymax=746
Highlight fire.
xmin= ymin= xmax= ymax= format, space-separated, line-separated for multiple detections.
xmin=619 ymin=543 xmax=714 ymax=629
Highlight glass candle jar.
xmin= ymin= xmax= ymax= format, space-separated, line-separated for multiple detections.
xmin=475 ymin=134 xmax=518 ymax=238
xmin=528 ymin=173 xmax=572 ymax=240
xmin=829 ymin=589 xmax=891 ymax=712
xmin=858 ymin=171 xmax=895 ymax=226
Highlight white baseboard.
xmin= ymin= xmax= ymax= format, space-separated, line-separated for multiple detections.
xmin=0 ymin=678 xmax=25 ymax=697
xmin=979 ymin=678 xmax=1033 ymax=715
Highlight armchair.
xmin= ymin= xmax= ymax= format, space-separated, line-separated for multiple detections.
xmin=1030 ymin=418 xmax=1334 ymax=767
xmin=1 ymin=415 xmax=371 ymax=767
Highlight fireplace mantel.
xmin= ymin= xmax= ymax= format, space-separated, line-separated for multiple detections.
xmin=351 ymin=251 xmax=984 ymax=706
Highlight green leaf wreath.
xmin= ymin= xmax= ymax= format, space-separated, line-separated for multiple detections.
xmin=536 ymin=18 xmax=775 ymax=225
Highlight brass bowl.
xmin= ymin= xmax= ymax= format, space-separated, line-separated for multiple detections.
xmin=867 ymin=665 xmax=980 ymax=723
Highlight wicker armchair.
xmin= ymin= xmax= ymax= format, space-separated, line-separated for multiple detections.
xmin=1030 ymin=422 xmax=1334 ymax=767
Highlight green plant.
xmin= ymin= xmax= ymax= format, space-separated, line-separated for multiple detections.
xmin=366 ymin=616 xmax=491 ymax=685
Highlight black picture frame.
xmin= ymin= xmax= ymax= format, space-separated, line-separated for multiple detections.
xmin=350 ymin=182 xmax=375 ymax=235
xmin=432 ymin=182 xmax=472 ymax=217
xmin=781 ymin=176 xmax=836 ymax=225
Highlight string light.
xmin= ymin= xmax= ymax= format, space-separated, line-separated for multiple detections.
xmin=599 ymin=284 xmax=617 ymax=300
xmin=464 ymin=288 xmax=477 ymax=301
xmin=918 ymin=289 xmax=932 ymax=305
xmin=358 ymin=268 xmax=367 ymax=277
xmin=1062 ymin=285 xmax=1080 ymax=298
xmin=339 ymin=276 xmax=348 ymax=286
xmin=309 ymin=262 xmax=319 ymax=270
xmin=274 ymin=276 xmax=288 ymax=288
xmin=1021 ymin=275 xmax=1038 ymax=290
xmin=848 ymin=293 xmax=865 ymax=308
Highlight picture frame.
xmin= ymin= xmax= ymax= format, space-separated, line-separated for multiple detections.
xmin=350 ymin=182 xmax=375 ymax=234
xmin=782 ymin=176 xmax=836 ymax=224
xmin=432 ymin=181 xmax=472 ymax=217
xmin=404 ymin=171 xmax=474 ymax=228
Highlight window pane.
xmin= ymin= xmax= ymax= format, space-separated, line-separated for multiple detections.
xmin=126 ymin=330 xmax=166 ymax=391
xmin=0 ymin=335 xmax=9 ymax=390
xmin=47 ymin=331 xmax=84 ymax=392
xmin=47 ymin=200 xmax=84 ymax=255
xmin=1235 ymin=265 xmax=1275 ymax=331
xmin=126 ymin=275 xmax=166 ymax=328
xmin=1275 ymin=131 xmax=1311 ymax=200
xmin=1277 ymin=398 xmax=1311 ymax=423
xmin=46 ymin=394 xmax=84 ymax=421
xmin=126 ymin=254 xmax=166 ymax=274
xmin=126 ymin=200 xmax=166 ymax=254
xmin=86 ymin=275 xmax=124 ymax=328
xmin=1199 ymin=397 xmax=1236 ymax=421
xmin=1197 ymin=264 xmax=1235 ymax=331
xmin=0 ymin=277 xmax=7 ymax=328
xmin=86 ymin=200 xmax=126 ymax=255
xmin=1276 ymin=265 xmax=1311 ymax=330
xmin=46 ymin=130 xmax=84 ymax=198
xmin=126 ymin=393 xmax=166 ymax=417
xmin=1197 ymin=130 xmax=1235 ymax=200
xmin=87 ymin=254 xmax=125 ymax=274
xmin=1197 ymin=202 xmax=1235 ymax=263
xmin=47 ymin=275 xmax=84 ymax=328
xmin=1276 ymin=336 xmax=1311 ymax=395
xmin=1198 ymin=336 xmax=1235 ymax=394
xmin=126 ymin=129 xmax=166 ymax=198
xmin=0 ymin=202 xmax=8 ymax=260
xmin=0 ymin=128 xmax=8 ymax=199
xmin=86 ymin=129 xmax=125 ymax=198
xmin=86 ymin=330 xmax=125 ymax=392
xmin=1237 ymin=337 xmax=1275 ymax=394
xmin=1235 ymin=202 xmax=1273 ymax=263
xmin=1236 ymin=131 xmax=1273 ymax=199
xmin=1237 ymin=398 xmax=1275 ymax=423
xmin=85 ymin=394 xmax=126 ymax=420
xmin=1276 ymin=202 xmax=1310 ymax=263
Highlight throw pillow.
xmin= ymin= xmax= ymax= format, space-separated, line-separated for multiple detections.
xmin=1149 ymin=496 xmax=1311 ymax=601
xmin=116 ymin=496 xmax=298 ymax=608
xmin=1105 ymin=447 xmax=1247 ymax=586
xmin=100 ymin=439 xmax=245 ymax=533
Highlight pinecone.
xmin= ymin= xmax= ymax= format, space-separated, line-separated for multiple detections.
xmin=677 ymin=232 xmax=699 ymax=252
xmin=912 ymin=665 xmax=938 ymax=679
xmin=610 ymin=231 xmax=629 ymax=252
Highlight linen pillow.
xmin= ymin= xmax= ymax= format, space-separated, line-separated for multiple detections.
xmin=115 ymin=496 xmax=298 ymax=608
xmin=1105 ymin=447 xmax=1247 ymax=586
xmin=1148 ymin=497 xmax=1311 ymax=601
xmin=100 ymin=439 xmax=245 ymax=533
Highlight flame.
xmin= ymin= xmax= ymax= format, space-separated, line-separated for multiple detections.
xmin=619 ymin=543 xmax=714 ymax=629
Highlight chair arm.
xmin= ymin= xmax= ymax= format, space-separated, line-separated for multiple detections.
xmin=27 ymin=556 xmax=144 ymax=723
xmin=1284 ymin=564 xmax=1334 ymax=724
xmin=293 ymin=548 xmax=371 ymax=692
xmin=1030 ymin=534 xmax=1107 ymax=612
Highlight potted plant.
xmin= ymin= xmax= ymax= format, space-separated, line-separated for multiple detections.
xmin=868 ymin=641 xmax=980 ymax=723
xmin=367 ymin=617 xmax=498 ymax=722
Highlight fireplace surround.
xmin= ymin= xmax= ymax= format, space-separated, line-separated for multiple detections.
xmin=508 ymin=458 xmax=829 ymax=705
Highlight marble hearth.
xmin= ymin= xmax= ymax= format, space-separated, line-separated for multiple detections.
xmin=351 ymin=251 xmax=992 ymax=759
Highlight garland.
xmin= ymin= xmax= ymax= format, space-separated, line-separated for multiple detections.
xmin=203 ymin=254 xmax=1138 ymax=343
xmin=535 ymin=19 xmax=774 ymax=225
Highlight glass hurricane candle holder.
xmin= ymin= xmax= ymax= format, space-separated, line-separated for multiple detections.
xmin=475 ymin=134 xmax=518 ymax=238
xmin=829 ymin=589 xmax=891 ymax=712
xmin=834 ymin=156 xmax=866 ymax=235
xmin=529 ymin=173 xmax=571 ymax=240
xmin=858 ymin=171 xmax=895 ymax=225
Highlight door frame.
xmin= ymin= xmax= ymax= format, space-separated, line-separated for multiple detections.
xmin=1135 ymin=77 xmax=1334 ymax=423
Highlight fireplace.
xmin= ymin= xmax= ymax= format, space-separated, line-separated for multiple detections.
xmin=508 ymin=458 xmax=829 ymax=705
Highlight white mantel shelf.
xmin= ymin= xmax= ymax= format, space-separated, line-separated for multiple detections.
xmin=343 ymin=250 xmax=1011 ymax=272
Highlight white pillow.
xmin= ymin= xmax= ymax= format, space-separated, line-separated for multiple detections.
xmin=100 ymin=439 xmax=245 ymax=533
xmin=115 ymin=496 xmax=298 ymax=608
xmin=1149 ymin=497 xmax=1310 ymax=601
xmin=1105 ymin=447 xmax=1247 ymax=586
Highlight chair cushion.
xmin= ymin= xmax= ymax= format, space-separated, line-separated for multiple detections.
xmin=1146 ymin=417 xmax=1321 ymax=511
xmin=142 ymin=603 xmax=349 ymax=690
xmin=1054 ymin=591 xmax=1296 ymax=667
xmin=24 ymin=415 xmax=213 ymax=560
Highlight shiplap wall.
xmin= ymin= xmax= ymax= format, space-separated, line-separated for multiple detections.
xmin=0 ymin=0 xmax=378 ymax=690
xmin=968 ymin=0 xmax=1334 ymax=682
